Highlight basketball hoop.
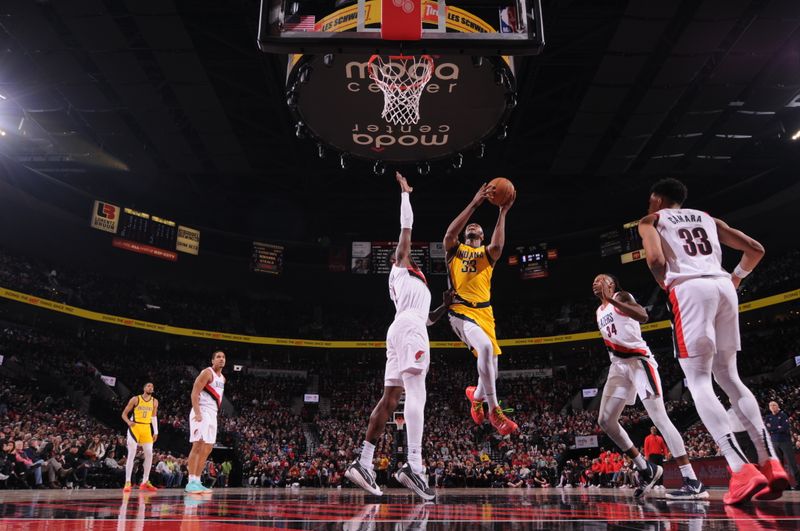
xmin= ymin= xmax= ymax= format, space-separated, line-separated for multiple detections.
xmin=395 ymin=416 xmax=405 ymax=431
xmin=368 ymin=54 xmax=434 ymax=125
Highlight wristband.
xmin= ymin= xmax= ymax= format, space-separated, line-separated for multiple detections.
xmin=733 ymin=264 xmax=751 ymax=279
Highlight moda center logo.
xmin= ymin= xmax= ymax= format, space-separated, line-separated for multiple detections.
xmin=291 ymin=54 xmax=511 ymax=162
xmin=351 ymin=123 xmax=450 ymax=151
xmin=345 ymin=60 xmax=458 ymax=151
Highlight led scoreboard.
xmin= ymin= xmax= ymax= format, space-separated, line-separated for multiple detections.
xmin=118 ymin=208 xmax=178 ymax=250
xmin=90 ymin=200 xmax=199 ymax=261
xmin=600 ymin=220 xmax=646 ymax=264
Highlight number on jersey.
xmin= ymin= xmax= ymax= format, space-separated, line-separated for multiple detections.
xmin=605 ymin=324 xmax=617 ymax=337
xmin=678 ymin=227 xmax=712 ymax=256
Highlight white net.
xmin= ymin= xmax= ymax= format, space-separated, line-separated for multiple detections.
xmin=368 ymin=55 xmax=434 ymax=125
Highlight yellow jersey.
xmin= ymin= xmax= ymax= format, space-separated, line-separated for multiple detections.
xmin=448 ymin=243 xmax=493 ymax=305
xmin=448 ymin=243 xmax=501 ymax=355
xmin=133 ymin=395 xmax=155 ymax=424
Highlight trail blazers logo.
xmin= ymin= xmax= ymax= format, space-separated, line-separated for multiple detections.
xmin=91 ymin=200 xmax=120 ymax=234
xmin=415 ymin=350 xmax=425 ymax=361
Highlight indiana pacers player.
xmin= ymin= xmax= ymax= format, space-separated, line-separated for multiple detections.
xmin=121 ymin=382 xmax=159 ymax=492
xmin=443 ymin=182 xmax=517 ymax=435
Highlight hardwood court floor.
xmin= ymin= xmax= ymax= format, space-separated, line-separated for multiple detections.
xmin=0 ymin=486 xmax=798 ymax=530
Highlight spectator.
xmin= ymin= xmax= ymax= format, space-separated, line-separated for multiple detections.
xmin=643 ymin=427 xmax=668 ymax=488
xmin=765 ymin=401 xmax=799 ymax=488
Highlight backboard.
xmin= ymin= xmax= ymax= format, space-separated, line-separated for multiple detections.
xmin=260 ymin=0 xmax=544 ymax=166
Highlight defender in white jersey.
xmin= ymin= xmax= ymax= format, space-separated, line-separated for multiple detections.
xmin=639 ymin=178 xmax=788 ymax=505
xmin=185 ymin=350 xmax=226 ymax=494
xmin=593 ymin=274 xmax=706 ymax=500
xmin=345 ymin=172 xmax=450 ymax=501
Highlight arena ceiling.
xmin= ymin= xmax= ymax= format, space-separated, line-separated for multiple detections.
xmin=0 ymin=0 xmax=799 ymax=246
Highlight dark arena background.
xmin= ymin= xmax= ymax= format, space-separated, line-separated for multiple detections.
xmin=0 ymin=0 xmax=799 ymax=529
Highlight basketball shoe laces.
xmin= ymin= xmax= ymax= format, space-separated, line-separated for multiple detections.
xmin=493 ymin=401 xmax=515 ymax=423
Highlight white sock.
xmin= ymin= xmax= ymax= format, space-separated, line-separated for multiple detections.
xmin=408 ymin=444 xmax=424 ymax=475
xmin=712 ymin=350 xmax=778 ymax=465
xmin=359 ymin=441 xmax=376 ymax=469
xmin=189 ymin=475 xmax=199 ymax=483
xmin=401 ymin=372 xmax=427 ymax=476
xmin=141 ymin=444 xmax=153 ymax=483
xmin=125 ymin=441 xmax=137 ymax=483
xmin=468 ymin=326 xmax=499 ymax=409
xmin=633 ymin=454 xmax=647 ymax=471
xmin=678 ymin=464 xmax=697 ymax=481
xmin=716 ymin=434 xmax=748 ymax=473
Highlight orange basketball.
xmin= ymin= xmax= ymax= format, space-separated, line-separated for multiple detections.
xmin=488 ymin=177 xmax=515 ymax=207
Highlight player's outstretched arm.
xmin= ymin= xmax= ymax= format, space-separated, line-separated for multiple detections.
xmin=487 ymin=190 xmax=515 ymax=263
xmin=191 ymin=369 xmax=212 ymax=422
xmin=714 ymin=218 xmax=765 ymax=289
xmin=395 ymin=171 xmax=413 ymax=267
xmin=121 ymin=396 xmax=137 ymax=428
xmin=427 ymin=290 xmax=455 ymax=326
xmin=444 ymin=183 xmax=493 ymax=258
xmin=638 ymin=214 xmax=667 ymax=288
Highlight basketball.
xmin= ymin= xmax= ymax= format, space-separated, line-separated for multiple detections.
xmin=488 ymin=177 xmax=515 ymax=206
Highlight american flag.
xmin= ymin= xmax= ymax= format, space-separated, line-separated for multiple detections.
xmin=285 ymin=15 xmax=316 ymax=32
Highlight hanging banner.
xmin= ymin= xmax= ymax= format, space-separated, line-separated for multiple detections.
xmin=90 ymin=200 xmax=120 ymax=234
xmin=575 ymin=435 xmax=598 ymax=449
xmin=176 ymin=226 xmax=200 ymax=255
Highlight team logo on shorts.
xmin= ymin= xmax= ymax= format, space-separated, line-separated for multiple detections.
xmin=415 ymin=350 xmax=425 ymax=361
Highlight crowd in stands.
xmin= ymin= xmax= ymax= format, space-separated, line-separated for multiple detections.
xmin=0 ymin=245 xmax=797 ymax=490
xmin=0 ymin=245 xmax=797 ymax=342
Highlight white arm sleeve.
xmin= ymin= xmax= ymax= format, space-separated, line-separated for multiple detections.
xmin=151 ymin=417 xmax=158 ymax=435
xmin=400 ymin=192 xmax=413 ymax=229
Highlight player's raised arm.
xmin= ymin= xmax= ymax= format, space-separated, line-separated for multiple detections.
xmin=714 ymin=218 xmax=765 ymax=289
xmin=121 ymin=396 xmax=137 ymax=428
xmin=395 ymin=171 xmax=414 ymax=267
xmin=444 ymin=183 xmax=493 ymax=258
xmin=638 ymin=214 xmax=667 ymax=288
xmin=190 ymin=369 xmax=212 ymax=422
xmin=487 ymin=189 xmax=515 ymax=263
xmin=427 ymin=290 xmax=454 ymax=326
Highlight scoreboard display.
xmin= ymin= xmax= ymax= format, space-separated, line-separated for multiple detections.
xmin=511 ymin=244 xmax=549 ymax=279
xmin=252 ymin=242 xmax=284 ymax=274
xmin=118 ymin=208 xmax=178 ymax=250
xmin=351 ymin=242 xmax=444 ymax=275
xmin=370 ymin=242 xmax=431 ymax=274
xmin=620 ymin=220 xmax=646 ymax=264
xmin=600 ymin=220 xmax=646 ymax=264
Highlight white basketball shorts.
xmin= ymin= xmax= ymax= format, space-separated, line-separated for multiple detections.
xmin=384 ymin=312 xmax=430 ymax=387
xmin=189 ymin=406 xmax=218 ymax=444
xmin=602 ymin=355 xmax=662 ymax=406
xmin=667 ymin=276 xmax=741 ymax=358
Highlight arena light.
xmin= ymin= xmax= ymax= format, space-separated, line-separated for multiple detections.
xmin=0 ymin=130 xmax=6 ymax=136
xmin=0 ymin=93 xmax=6 ymax=100
xmin=792 ymin=130 xmax=800 ymax=141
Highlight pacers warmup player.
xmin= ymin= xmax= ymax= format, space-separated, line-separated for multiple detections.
xmin=639 ymin=178 xmax=789 ymax=504
xmin=185 ymin=350 xmax=226 ymax=494
xmin=444 ymin=183 xmax=517 ymax=435
xmin=592 ymin=274 xmax=706 ymax=499
xmin=120 ymin=382 xmax=159 ymax=492
xmin=346 ymin=172 xmax=449 ymax=501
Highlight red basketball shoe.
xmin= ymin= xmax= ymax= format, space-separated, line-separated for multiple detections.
xmin=753 ymin=459 xmax=790 ymax=501
xmin=489 ymin=406 xmax=518 ymax=436
xmin=723 ymin=464 xmax=768 ymax=505
xmin=465 ymin=386 xmax=485 ymax=425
